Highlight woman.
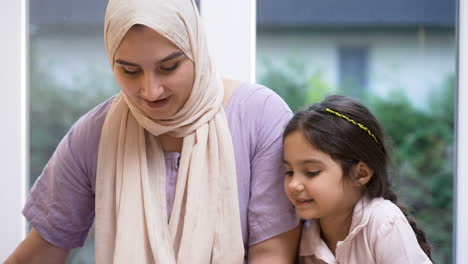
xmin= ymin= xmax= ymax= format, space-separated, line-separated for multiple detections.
xmin=6 ymin=0 xmax=300 ymax=263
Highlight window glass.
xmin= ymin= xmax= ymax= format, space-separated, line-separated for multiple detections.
xmin=338 ymin=46 xmax=369 ymax=97
xmin=257 ymin=1 xmax=455 ymax=262
xmin=29 ymin=0 xmax=115 ymax=262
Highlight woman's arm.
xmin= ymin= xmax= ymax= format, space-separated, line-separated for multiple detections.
xmin=248 ymin=225 xmax=301 ymax=263
xmin=244 ymin=86 xmax=301 ymax=262
xmin=5 ymin=228 xmax=69 ymax=264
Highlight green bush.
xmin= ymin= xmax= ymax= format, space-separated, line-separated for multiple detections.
xmin=258 ymin=56 xmax=333 ymax=111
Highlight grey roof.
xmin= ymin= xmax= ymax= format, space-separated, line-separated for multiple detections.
xmin=30 ymin=0 xmax=108 ymax=25
xmin=30 ymin=0 xmax=200 ymax=25
xmin=257 ymin=0 xmax=455 ymax=28
xmin=30 ymin=0 xmax=455 ymax=28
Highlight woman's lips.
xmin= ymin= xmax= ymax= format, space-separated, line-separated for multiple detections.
xmin=145 ymin=96 xmax=170 ymax=108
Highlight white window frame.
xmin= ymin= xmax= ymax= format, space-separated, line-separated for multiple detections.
xmin=0 ymin=0 xmax=27 ymax=260
xmin=1 ymin=0 xmax=466 ymax=262
xmin=200 ymin=0 xmax=256 ymax=82
xmin=456 ymin=0 xmax=468 ymax=263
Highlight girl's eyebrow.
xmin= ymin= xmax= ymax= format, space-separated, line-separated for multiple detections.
xmin=283 ymin=159 xmax=323 ymax=166
xmin=115 ymin=51 xmax=184 ymax=66
xmin=301 ymin=160 xmax=323 ymax=165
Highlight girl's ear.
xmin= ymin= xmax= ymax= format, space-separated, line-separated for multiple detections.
xmin=352 ymin=161 xmax=373 ymax=186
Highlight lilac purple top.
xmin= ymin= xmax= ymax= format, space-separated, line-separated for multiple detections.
xmin=23 ymin=83 xmax=299 ymax=253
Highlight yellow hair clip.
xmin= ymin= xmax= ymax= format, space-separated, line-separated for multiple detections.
xmin=325 ymin=108 xmax=380 ymax=146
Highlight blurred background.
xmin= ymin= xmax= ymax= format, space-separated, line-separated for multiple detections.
xmin=28 ymin=0 xmax=455 ymax=263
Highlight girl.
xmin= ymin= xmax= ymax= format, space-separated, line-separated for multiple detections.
xmin=283 ymin=95 xmax=432 ymax=263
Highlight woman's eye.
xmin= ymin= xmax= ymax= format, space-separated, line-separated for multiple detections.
xmin=285 ymin=171 xmax=294 ymax=177
xmin=306 ymin=171 xmax=320 ymax=177
xmin=122 ymin=66 xmax=140 ymax=75
xmin=160 ymin=62 xmax=179 ymax=72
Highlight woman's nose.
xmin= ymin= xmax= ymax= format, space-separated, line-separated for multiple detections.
xmin=140 ymin=73 xmax=164 ymax=101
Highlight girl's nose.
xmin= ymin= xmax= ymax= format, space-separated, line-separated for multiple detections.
xmin=289 ymin=178 xmax=304 ymax=193
xmin=140 ymin=73 xmax=164 ymax=101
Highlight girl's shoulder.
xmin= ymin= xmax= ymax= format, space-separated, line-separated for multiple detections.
xmin=367 ymin=198 xmax=405 ymax=218
xmin=364 ymin=197 xmax=409 ymax=233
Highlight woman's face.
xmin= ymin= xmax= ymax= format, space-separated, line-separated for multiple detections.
xmin=113 ymin=26 xmax=195 ymax=120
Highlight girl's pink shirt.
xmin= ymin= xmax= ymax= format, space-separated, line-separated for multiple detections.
xmin=299 ymin=197 xmax=432 ymax=264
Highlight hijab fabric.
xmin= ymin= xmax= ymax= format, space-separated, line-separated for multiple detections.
xmin=95 ymin=0 xmax=244 ymax=263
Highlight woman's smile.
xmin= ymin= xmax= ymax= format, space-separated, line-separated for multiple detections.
xmin=143 ymin=96 xmax=171 ymax=109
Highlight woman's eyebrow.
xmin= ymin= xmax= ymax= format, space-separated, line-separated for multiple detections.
xmin=115 ymin=51 xmax=184 ymax=66
xmin=159 ymin=51 xmax=184 ymax=63
xmin=115 ymin=59 xmax=139 ymax=67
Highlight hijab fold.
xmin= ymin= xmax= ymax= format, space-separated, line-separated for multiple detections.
xmin=95 ymin=0 xmax=244 ymax=263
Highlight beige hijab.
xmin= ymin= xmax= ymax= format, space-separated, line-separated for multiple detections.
xmin=95 ymin=0 xmax=244 ymax=263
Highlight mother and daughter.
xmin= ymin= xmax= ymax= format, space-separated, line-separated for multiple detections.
xmin=6 ymin=0 xmax=433 ymax=263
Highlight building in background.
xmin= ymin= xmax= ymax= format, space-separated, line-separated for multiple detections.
xmin=31 ymin=0 xmax=455 ymax=109
xmin=256 ymin=0 xmax=455 ymax=108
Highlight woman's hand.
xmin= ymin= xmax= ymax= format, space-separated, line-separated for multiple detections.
xmin=248 ymin=224 xmax=301 ymax=263
xmin=4 ymin=228 xmax=69 ymax=264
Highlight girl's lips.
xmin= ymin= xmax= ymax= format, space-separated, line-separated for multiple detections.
xmin=145 ymin=96 xmax=170 ymax=108
xmin=294 ymin=198 xmax=314 ymax=207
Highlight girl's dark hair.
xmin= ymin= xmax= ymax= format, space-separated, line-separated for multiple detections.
xmin=284 ymin=95 xmax=432 ymax=259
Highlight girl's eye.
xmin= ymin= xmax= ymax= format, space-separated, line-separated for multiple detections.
xmin=122 ymin=66 xmax=141 ymax=75
xmin=306 ymin=171 xmax=320 ymax=177
xmin=284 ymin=171 xmax=294 ymax=177
xmin=160 ymin=62 xmax=179 ymax=72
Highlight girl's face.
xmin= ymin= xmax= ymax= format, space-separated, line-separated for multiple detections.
xmin=114 ymin=26 xmax=195 ymax=120
xmin=283 ymin=130 xmax=361 ymax=221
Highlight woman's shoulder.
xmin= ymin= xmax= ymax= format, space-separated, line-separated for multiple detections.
xmin=63 ymin=95 xmax=117 ymax=176
xmin=75 ymin=95 xmax=116 ymax=129
xmin=228 ymin=82 xmax=291 ymax=112
xmin=68 ymin=95 xmax=117 ymax=143
xmin=226 ymin=82 xmax=292 ymax=124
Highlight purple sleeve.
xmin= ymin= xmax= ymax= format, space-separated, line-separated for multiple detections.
xmin=22 ymin=99 xmax=111 ymax=249
xmin=247 ymin=88 xmax=300 ymax=246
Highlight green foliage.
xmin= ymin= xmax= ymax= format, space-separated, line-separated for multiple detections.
xmin=258 ymin=59 xmax=454 ymax=264
xmin=29 ymin=46 xmax=119 ymax=186
xmin=368 ymin=79 xmax=454 ymax=263
xmin=258 ymin=56 xmax=332 ymax=112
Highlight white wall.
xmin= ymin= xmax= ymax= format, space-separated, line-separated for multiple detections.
xmin=201 ymin=0 xmax=256 ymax=82
xmin=257 ymin=29 xmax=455 ymax=109
xmin=0 ymin=0 xmax=27 ymax=260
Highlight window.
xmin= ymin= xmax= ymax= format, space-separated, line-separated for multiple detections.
xmin=338 ymin=46 xmax=369 ymax=98
xmin=257 ymin=0 xmax=456 ymax=262
xmin=2 ymin=0 xmax=467 ymax=263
